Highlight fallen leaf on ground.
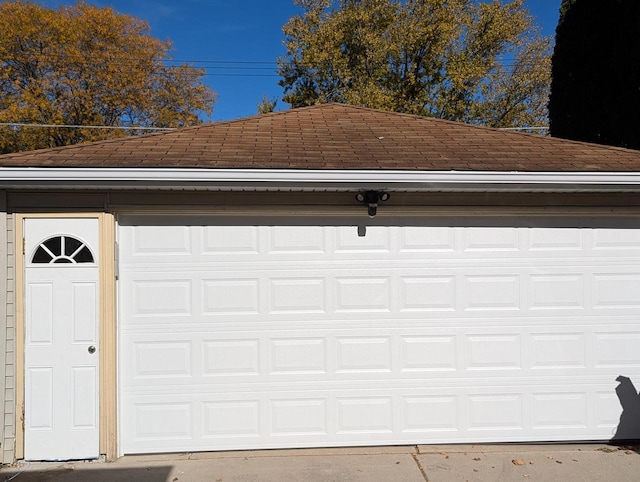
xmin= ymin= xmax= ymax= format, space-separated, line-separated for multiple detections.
xmin=596 ymin=447 xmax=616 ymax=453
xmin=512 ymin=459 xmax=526 ymax=466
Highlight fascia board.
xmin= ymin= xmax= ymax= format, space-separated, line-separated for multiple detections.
xmin=1 ymin=168 xmax=640 ymax=191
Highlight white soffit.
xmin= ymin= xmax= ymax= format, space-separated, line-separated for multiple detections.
xmin=2 ymin=168 xmax=640 ymax=192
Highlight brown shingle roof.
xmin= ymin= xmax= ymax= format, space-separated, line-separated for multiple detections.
xmin=2 ymin=103 xmax=640 ymax=172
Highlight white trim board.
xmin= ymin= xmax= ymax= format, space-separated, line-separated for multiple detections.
xmin=3 ymin=168 xmax=640 ymax=192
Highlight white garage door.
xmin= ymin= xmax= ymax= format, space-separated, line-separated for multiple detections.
xmin=118 ymin=215 xmax=640 ymax=454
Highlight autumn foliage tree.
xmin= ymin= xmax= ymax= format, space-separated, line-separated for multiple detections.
xmin=0 ymin=1 xmax=216 ymax=153
xmin=256 ymin=95 xmax=278 ymax=114
xmin=278 ymin=0 xmax=551 ymax=128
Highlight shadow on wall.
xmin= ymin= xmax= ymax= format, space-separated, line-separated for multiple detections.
xmin=611 ymin=375 xmax=640 ymax=445
xmin=0 ymin=465 xmax=173 ymax=482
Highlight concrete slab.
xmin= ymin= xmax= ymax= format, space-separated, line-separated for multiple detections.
xmin=416 ymin=444 xmax=640 ymax=482
xmin=183 ymin=445 xmax=416 ymax=460
xmin=4 ymin=444 xmax=639 ymax=482
xmin=166 ymin=453 xmax=424 ymax=482
xmin=417 ymin=443 xmax=608 ymax=454
xmin=0 ymin=462 xmax=175 ymax=482
xmin=1 ymin=451 xmax=426 ymax=482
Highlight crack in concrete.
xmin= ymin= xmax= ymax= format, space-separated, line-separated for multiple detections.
xmin=411 ymin=451 xmax=429 ymax=481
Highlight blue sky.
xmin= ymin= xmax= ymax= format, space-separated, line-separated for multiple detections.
xmin=35 ymin=0 xmax=562 ymax=122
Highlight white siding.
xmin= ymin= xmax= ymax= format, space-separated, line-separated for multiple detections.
xmin=1 ymin=213 xmax=15 ymax=463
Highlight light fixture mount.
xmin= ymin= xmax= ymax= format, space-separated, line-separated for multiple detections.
xmin=355 ymin=190 xmax=390 ymax=218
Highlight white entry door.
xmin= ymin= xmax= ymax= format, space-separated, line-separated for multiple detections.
xmin=24 ymin=218 xmax=100 ymax=461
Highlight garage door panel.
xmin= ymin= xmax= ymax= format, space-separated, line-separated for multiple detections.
xmin=122 ymin=375 xmax=625 ymax=396
xmin=121 ymin=222 xmax=640 ymax=264
xmin=594 ymin=331 xmax=640 ymax=367
xmin=398 ymin=226 xmax=457 ymax=252
xmin=204 ymin=278 xmax=262 ymax=315
xmin=269 ymin=225 xmax=328 ymax=253
xmin=121 ymin=381 xmax=625 ymax=452
xmin=119 ymin=218 xmax=640 ymax=453
xmin=592 ymin=228 xmax=640 ymax=250
xmin=528 ymin=227 xmax=584 ymax=251
xmin=528 ymin=273 xmax=585 ymax=310
xmin=529 ymin=332 xmax=586 ymax=369
xmin=131 ymin=340 xmax=194 ymax=379
xmin=462 ymin=226 xmax=521 ymax=252
xmin=121 ymin=327 xmax=640 ymax=386
xmin=131 ymin=279 xmax=193 ymax=317
xmin=121 ymin=266 xmax=640 ymax=320
xmin=593 ymin=272 xmax=640 ymax=309
xmin=204 ymin=225 xmax=261 ymax=254
xmin=128 ymin=224 xmax=193 ymax=256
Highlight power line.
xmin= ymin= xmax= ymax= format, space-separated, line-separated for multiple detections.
xmin=166 ymin=59 xmax=278 ymax=65
xmin=499 ymin=126 xmax=549 ymax=131
xmin=200 ymin=73 xmax=278 ymax=77
xmin=1 ymin=122 xmax=550 ymax=132
xmin=0 ymin=123 xmax=175 ymax=131
xmin=2 ymin=52 xmax=538 ymax=74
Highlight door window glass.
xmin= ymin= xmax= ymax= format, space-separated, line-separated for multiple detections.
xmin=32 ymin=235 xmax=95 ymax=264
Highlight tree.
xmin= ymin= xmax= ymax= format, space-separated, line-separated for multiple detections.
xmin=278 ymin=0 xmax=551 ymax=128
xmin=549 ymin=0 xmax=640 ymax=149
xmin=0 ymin=1 xmax=216 ymax=153
xmin=256 ymin=94 xmax=278 ymax=114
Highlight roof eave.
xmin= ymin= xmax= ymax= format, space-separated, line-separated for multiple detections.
xmin=2 ymin=167 xmax=640 ymax=192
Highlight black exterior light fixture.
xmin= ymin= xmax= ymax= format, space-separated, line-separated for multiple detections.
xmin=355 ymin=190 xmax=391 ymax=218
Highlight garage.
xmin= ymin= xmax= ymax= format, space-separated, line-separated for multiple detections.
xmin=5 ymin=103 xmax=640 ymax=462
xmin=118 ymin=214 xmax=640 ymax=454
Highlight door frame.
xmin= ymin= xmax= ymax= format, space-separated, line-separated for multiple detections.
xmin=15 ymin=213 xmax=116 ymax=461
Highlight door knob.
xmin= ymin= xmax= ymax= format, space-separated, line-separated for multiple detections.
xmin=88 ymin=346 xmax=96 ymax=354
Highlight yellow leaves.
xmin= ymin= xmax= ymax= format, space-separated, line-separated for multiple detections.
xmin=279 ymin=0 xmax=551 ymax=127
xmin=0 ymin=0 xmax=215 ymax=153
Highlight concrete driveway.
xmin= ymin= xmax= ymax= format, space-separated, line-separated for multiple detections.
xmin=2 ymin=444 xmax=639 ymax=481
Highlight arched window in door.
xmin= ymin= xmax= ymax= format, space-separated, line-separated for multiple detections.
xmin=31 ymin=235 xmax=95 ymax=264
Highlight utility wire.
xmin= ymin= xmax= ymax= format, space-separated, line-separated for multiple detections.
xmin=1 ymin=122 xmax=549 ymax=132
xmin=167 ymin=59 xmax=277 ymax=65
xmin=0 ymin=122 xmax=175 ymax=131
xmin=3 ymin=53 xmax=535 ymax=73
xmin=499 ymin=126 xmax=549 ymax=131
xmin=200 ymin=73 xmax=278 ymax=77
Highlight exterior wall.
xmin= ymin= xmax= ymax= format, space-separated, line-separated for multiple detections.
xmin=105 ymin=190 xmax=640 ymax=211
xmin=1 ymin=211 xmax=15 ymax=464
xmin=2 ymin=189 xmax=640 ymax=462
xmin=7 ymin=190 xmax=640 ymax=213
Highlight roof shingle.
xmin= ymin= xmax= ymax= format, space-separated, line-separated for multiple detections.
xmin=2 ymin=103 xmax=640 ymax=172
